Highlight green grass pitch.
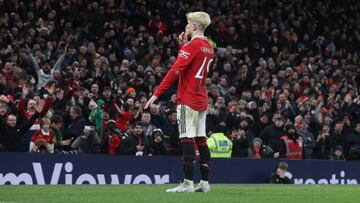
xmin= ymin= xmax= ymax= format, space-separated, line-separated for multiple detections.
xmin=1 ymin=184 xmax=360 ymax=203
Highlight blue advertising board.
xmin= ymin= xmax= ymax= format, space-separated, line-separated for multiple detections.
xmin=0 ymin=153 xmax=359 ymax=185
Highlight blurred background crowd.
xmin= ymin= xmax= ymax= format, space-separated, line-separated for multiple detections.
xmin=0 ymin=0 xmax=359 ymax=160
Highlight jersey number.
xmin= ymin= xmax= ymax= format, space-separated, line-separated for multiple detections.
xmin=195 ymin=57 xmax=213 ymax=79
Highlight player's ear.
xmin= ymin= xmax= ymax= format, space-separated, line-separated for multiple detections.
xmin=192 ymin=23 xmax=197 ymax=31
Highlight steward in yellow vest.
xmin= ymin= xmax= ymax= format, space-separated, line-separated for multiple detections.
xmin=207 ymin=132 xmax=233 ymax=158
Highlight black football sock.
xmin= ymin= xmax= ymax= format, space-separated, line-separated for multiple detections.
xmin=198 ymin=145 xmax=210 ymax=181
xmin=181 ymin=139 xmax=195 ymax=181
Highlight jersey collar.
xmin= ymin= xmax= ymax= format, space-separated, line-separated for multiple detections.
xmin=191 ymin=35 xmax=207 ymax=41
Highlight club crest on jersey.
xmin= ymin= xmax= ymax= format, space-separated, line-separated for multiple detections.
xmin=179 ymin=50 xmax=190 ymax=60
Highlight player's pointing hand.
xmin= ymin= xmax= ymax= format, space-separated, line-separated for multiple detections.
xmin=144 ymin=95 xmax=158 ymax=109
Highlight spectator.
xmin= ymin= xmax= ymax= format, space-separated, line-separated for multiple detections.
xmin=211 ymin=96 xmax=229 ymax=125
xmin=0 ymin=94 xmax=17 ymax=118
xmin=0 ymin=113 xmax=39 ymax=152
xmin=18 ymin=84 xmax=54 ymax=151
xmin=230 ymin=128 xmax=249 ymax=158
xmin=101 ymin=86 xmax=117 ymax=119
xmin=313 ymin=125 xmax=332 ymax=159
xmin=29 ymin=118 xmax=55 ymax=153
xmin=149 ymin=128 xmax=169 ymax=156
xmin=140 ymin=111 xmax=156 ymax=138
xmin=259 ymin=113 xmax=285 ymax=158
xmin=208 ymin=125 xmax=233 ymax=158
xmin=50 ymin=114 xmax=64 ymax=151
xmin=346 ymin=123 xmax=360 ymax=160
xmin=27 ymin=45 xmax=66 ymax=88
xmin=247 ymin=137 xmax=274 ymax=159
xmin=160 ymin=109 xmax=179 ymax=155
xmin=279 ymin=124 xmax=303 ymax=160
xmin=63 ymin=105 xmax=86 ymax=150
xmin=331 ymin=145 xmax=346 ymax=160
xmin=71 ymin=125 xmax=100 ymax=154
xmin=0 ymin=0 xmax=358 ymax=162
xmin=149 ymin=104 xmax=167 ymax=129
xmin=268 ymin=162 xmax=293 ymax=184
xmin=101 ymin=119 xmax=119 ymax=155
xmin=296 ymin=120 xmax=316 ymax=159
xmin=247 ymin=112 xmax=271 ymax=140
xmin=330 ymin=122 xmax=347 ymax=153
xmin=88 ymin=99 xmax=104 ymax=136
xmin=121 ymin=122 xmax=151 ymax=156
xmin=114 ymin=103 xmax=139 ymax=133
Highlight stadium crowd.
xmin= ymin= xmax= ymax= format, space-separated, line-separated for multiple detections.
xmin=0 ymin=0 xmax=359 ymax=160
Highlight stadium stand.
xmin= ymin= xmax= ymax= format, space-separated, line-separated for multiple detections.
xmin=0 ymin=0 xmax=359 ymax=160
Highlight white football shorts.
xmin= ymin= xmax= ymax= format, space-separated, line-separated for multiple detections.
xmin=176 ymin=104 xmax=206 ymax=138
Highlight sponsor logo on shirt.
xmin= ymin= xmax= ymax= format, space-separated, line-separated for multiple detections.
xmin=179 ymin=50 xmax=190 ymax=59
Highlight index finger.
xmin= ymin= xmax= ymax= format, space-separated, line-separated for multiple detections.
xmin=144 ymin=101 xmax=151 ymax=109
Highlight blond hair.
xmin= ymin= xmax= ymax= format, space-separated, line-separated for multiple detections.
xmin=40 ymin=117 xmax=51 ymax=127
xmin=186 ymin=11 xmax=211 ymax=30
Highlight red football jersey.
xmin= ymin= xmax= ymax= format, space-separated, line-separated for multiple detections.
xmin=154 ymin=36 xmax=214 ymax=111
xmin=31 ymin=130 xmax=55 ymax=144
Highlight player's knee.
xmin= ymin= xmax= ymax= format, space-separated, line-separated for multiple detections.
xmin=182 ymin=139 xmax=195 ymax=165
xmin=195 ymin=137 xmax=207 ymax=146
xmin=183 ymin=155 xmax=195 ymax=165
xmin=198 ymin=145 xmax=210 ymax=161
xmin=200 ymin=152 xmax=210 ymax=162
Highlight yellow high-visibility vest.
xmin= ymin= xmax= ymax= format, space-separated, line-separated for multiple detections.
xmin=207 ymin=132 xmax=232 ymax=158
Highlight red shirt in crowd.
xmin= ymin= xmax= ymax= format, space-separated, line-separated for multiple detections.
xmin=114 ymin=103 xmax=134 ymax=132
xmin=154 ymin=36 xmax=214 ymax=111
xmin=18 ymin=97 xmax=53 ymax=131
xmin=31 ymin=129 xmax=55 ymax=144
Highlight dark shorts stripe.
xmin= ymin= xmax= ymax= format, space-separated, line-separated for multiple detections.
xmin=180 ymin=105 xmax=186 ymax=134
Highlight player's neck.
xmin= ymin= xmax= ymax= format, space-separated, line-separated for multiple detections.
xmin=191 ymin=32 xmax=206 ymax=40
